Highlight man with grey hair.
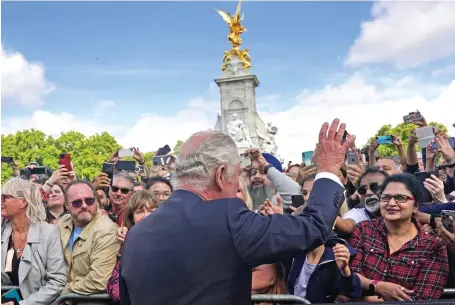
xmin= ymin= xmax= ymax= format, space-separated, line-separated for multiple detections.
xmin=120 ymin=119 xmax=355 ymax=305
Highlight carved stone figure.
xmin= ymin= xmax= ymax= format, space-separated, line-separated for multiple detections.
xmin=227 ymin=113 xmax=253 ymax=147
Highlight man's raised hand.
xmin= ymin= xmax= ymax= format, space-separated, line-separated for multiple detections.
xmin=313 ymin=119 xmax=355 ymax=176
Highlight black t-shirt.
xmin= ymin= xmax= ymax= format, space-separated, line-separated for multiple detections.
xmin=7 ymin=236 xmax=21 ymax=286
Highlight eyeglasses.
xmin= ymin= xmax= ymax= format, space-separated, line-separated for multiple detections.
xmin=1 ymin=194 xmax=21 ymax=203
xmin=111 ymin=186 xmax=131 ymax=195
xmin=71 ymin=197 xmax=96 ymax=208
xmin=357 ymin=183 xmax=382 ymax=196
xmin=380 ymin=194 xmax=414 ymax=203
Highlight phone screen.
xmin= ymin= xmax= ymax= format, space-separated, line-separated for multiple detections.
xmin=377 ymin=135 xmax=394 ymax=145
xmin=302 ymin=151 xmax=313 ymax=166
xmin=118 ymin=148 xmax=134 ymax=158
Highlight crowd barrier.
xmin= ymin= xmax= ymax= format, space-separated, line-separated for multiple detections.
xmin=2 ymin=286 xmax=454 ymax=304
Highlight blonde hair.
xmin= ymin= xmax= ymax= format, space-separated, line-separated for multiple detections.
xmin=2 ymin=178 xmax=46 ymax=223
xmin=238 ymin=177 xmax=253 ymax=211
xmin=123 ymin=190 xmax=159 ymax=229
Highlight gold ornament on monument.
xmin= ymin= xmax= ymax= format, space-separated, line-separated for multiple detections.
xmin=216 ymin=0 xmax=251 ymax=71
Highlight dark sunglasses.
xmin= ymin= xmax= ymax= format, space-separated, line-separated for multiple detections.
xmin=357 ymin=183 xmax=382 ymax=196
xmin=71 ymin=197 xmax=96 ymax=208
xmin=380 ymin=194 xmax=414 ymax=203
xmin=111 ymin=186 xmax=131 ymax=195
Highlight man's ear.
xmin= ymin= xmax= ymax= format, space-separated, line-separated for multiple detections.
xmin=215 ymin=165 xmax=226 ymax=191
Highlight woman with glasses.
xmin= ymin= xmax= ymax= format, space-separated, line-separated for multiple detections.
xmin=345 ymin=173 xmax=449 ymax=301
xmin=1 ymin=178 xmax=67 ymax=305
xmin=107 ymin=190 xmax=159 ymax=302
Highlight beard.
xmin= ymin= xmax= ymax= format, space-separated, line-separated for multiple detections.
xmin=363 ymin=196 xmax=380 ymax=213
xmin=248 ymin=184 xmax=274 ymax=211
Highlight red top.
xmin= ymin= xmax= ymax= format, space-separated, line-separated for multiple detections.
xmin=349 ymin=218 xmax=449 ymax=300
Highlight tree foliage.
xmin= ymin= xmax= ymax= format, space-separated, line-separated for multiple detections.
xmin=173 ymin=140 xmax=184 ymax=155
xmin=368 ymin=122 xmax=448 ymax=157
xmin=1 ymin=130 xmax=182 ymax=183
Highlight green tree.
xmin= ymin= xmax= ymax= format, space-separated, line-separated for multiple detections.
xmin=173 ymin=140 xmax=183 ymax=155
xmin=368 ymin=122 xmax=448 ymax=157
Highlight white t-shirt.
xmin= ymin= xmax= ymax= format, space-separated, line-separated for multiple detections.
xmin=342 ymin=208 xmax=371 ymax=224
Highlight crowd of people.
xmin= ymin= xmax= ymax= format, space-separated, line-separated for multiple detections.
xmin=1 ymin=113 xmax=455 ymax=305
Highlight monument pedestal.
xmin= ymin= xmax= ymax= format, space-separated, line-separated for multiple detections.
xmin=213 ymin=56 xmax=279 ymax=156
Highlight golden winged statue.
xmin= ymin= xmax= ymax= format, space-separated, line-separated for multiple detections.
xmin=216 ymin=0 xmax=251 ymax=71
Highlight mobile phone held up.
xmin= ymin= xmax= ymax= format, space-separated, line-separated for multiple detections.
xmin=302 ymin=151 xmax=313 ymax=167
xmin=59 ymin=153 xmax=73 ymax=171
xmin=102 ymin=162 xmax=115 ymax=195
xmin=415 ymin=126 xmax=436 ymax=149
xmin=376 ymin=135 xmax=394 ymax=145
xmin=1 ymin=156 xmax=14 ymax=164
xmin=414 ymin=171 xmax=437 ymax=204
xmin=346 ymin=152 xmax=360 ymax=165
xmin=442 ymin=210 xmax=455 ymax=233
xmin=239 ymin=153 xmax=251 ymax=168
xmin=403 ymin=112 xmax=423 ymax=124
xmin=118 ymin=148 xmax=134 ymax=158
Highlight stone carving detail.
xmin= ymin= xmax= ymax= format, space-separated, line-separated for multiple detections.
xmin=227 ymin=113 xmax=253 ymax=147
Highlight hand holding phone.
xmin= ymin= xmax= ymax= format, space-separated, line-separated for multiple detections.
xmin=239 ymin=153 xmax=251 ymax=168
xmin=442 ymin=210 xmax=455 ymax=233
xmin=376 ymin=135 xmax=394 ymax=145
xmin=59 ymin=153 xmax=73 ymax=172
xmin=118 ymin=148 xmax=134 ymax=158
xmin=346 ymin=152 xmax=360 ymax=165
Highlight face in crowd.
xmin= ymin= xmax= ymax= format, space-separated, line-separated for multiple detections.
xmin=375 ymin=158 xmax=401 ymax=176
xmin=110 ymin=176 xmax=134 ymax=211
xmin=301 ymin=177 xmax=315 ymax=202
xmin=358 ymin=171 xmax=388 ymax=214
xmin=96 ymin=189 xmax=109 ymax=208
xmin=248 ymin=160 xmax=274 ymax=210
xmin=380 ymin=180 xmax=418 ymax=223
xmin=48 ymin=184 xmax=65 ymax=211
xmin=66 ymin=182 xmax=98 ymax=227
xmin=148 ymin=181 xmax=172 ymax=205
xmin=286 ymin=165 xmax=300 ymax=182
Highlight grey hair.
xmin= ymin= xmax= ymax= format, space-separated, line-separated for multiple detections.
xmin=113 ymin=173 xmax=135 ymax=189
xmin=172 ymin=131 xmax=240 ymax=189
xmin=1 ymin=178 xmax=46 ymax=223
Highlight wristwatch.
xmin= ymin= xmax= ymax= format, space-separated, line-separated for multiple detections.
xmin=368 ymin=280 xmax=380 ymax=296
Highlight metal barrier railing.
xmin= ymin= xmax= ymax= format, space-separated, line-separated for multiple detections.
xmin=442 ymin=288 xmax=455 ymax=297
xmin=252 ymin=294 xmax=311 ymax=304
xmin=2 ymin=286 xmax=453 ymax=303
xmin=56 ymin=293 xmax=112 ymax=303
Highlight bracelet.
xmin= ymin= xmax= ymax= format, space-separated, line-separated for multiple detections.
xmin=45 ymin=181 xmax=53 ymax=187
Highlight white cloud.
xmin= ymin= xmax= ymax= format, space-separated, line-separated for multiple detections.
xmin=3 ymin=74 xmax=454 ymax=164
xmin=1 ymin=46 xmax=54 ymax=108
xmin=1 ymin=110 xmax=125 ymax=138
xmin=261 ymin=76 xmax=455 ymax=163
xmin=346 ymin=2 xmax=455 ymax=68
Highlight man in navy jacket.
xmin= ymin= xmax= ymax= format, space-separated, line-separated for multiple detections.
xmin=120 ymin=119 xmax=355 ymax=305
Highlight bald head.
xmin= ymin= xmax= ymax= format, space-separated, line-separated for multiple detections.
xmin=173 ymin=131 xmax=240 ymax=199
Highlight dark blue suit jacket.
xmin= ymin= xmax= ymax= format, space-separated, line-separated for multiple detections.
xmin=120 ymin=178 xmax=344 ymax=305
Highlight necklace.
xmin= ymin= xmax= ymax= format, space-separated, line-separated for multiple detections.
xmin=13 ymin=234 xmax=28 ymax=254
xmin=388 ymin=224 xmax=413 ymax=254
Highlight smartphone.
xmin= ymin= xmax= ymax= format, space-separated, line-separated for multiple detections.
xmin=302 ymin=151 xmax=313 ymax=167
xmin=346 ymin=152 xmax=360 ymax=165
xmin=115 ymin=160 xmax=136 ymax=172
xmin=239 ymin=153 xmax=251 ymax=168
xmin=1 ymin=289 xmax=22 ymax=303
xmin=118 ymin=148 xmax=134 ymax=158
xmin=448 ymin=137 xmax=455 ymax=149
xmin=1 ymin=156 xmax=14 ymax=164
xmin=341 ymin=130 xmax=348 ymax=144
xmin=153 ymin=155 xmax=172 ymax=166
xmin=102 ymin=162 xmax=115 ymax=195
xmin=325 ymin=237 xmax=347 ymax=248
xmin=403 ymin=112 xmax=423 ymax=124
xmin=156 ymin=145 xmax=171 ymax=156
xmin=415 ymin=126 xmax=435 ymax=148
xmin=376 ymin=135 xmax=394 ymax=145
xmin=414 ymin=171 xmax=434 ymax=203
xmin=59 ymin=153 xmax=73 ymax=171
xmin=430 ymin=141 xmax=439 ymax=153
xmin=31 ymin=166 xmax=47 ymax=175
xmin=291 ymin=195 xmax=305 ymax=209
xmin=442 ymin=210 xmax=455 ymax=233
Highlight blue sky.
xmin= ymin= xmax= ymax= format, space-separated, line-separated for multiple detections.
xmin=2 ymin=1 xmax=455 ymax=161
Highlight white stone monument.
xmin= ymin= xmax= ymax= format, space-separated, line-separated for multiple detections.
xmin=213 ymin=1 xmax=279 ymax=155
xmin=213 ymin=56 xmax=279 ymax=155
